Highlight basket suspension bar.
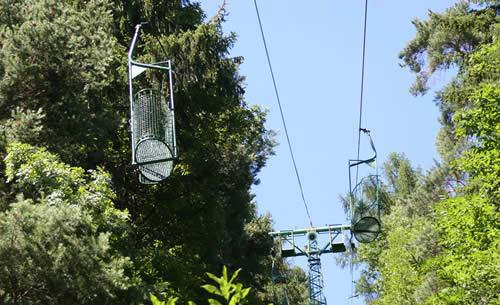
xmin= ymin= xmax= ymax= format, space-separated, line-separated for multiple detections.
xmin=128 ymin=23 xmax=143 ymax=61
xmin=348 ymin=130 xmax=377 ymax=168
xmin=168 ymin=62 xmax=177 ymax=157
xmin=348 ymin=130 xmax=378 ymax=219
xmin=128 ymin=24 xmax=142 ymax=164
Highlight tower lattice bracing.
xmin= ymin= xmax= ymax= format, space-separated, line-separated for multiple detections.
xmin=270 ymin=225 xmax=351 ymax=305
xmin=308 ymin=237 xmax=327 ymax=305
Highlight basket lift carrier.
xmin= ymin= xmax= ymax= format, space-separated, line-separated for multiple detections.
xmin=128 ymin=24 xmax=177 ymax=184
xmin=348 ymin=130 xmax=381 ymax=243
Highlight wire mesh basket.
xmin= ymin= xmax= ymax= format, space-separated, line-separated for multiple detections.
xmin=349 ymin=175 xmax=381 ymax=243
xmin=132 ymin=88 xmax=175 ymax=183
xmin=348 ymin=132 xmax=381 ymax=243
xmin=128 ymin=24 xmax=176 ymax=184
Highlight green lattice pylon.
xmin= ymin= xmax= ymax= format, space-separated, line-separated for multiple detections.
xmin=128 ymin=24 xmax=177 ymax=184
xmin=270 ymin=225 xmax=351 ymax=305
xmin=307 ymin=232 xmax=327 ymax=305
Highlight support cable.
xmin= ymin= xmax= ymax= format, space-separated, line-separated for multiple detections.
xmin=353 ymin=0 xmax=369 ymax=303
xmin=355 ymin=0 xmax=369 ymax=185
xmin=253 ymin=0 xmax=313 ymax=227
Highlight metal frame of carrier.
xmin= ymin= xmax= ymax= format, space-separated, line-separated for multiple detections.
xmin=128 ymin=23 xmax=177 ymax=184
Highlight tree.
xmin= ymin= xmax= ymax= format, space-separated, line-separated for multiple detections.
xmin=358 ymin=1 xmax=499 ymax=304
xmin=352 ymin=154 xmax=446 ymax=305
xmin=143 ymin=266 xmax=274 ymax=305
xmin=427 ymin=30 xmax=499 ymax=305
xmin=431 ymin=195 xmax=498 ymax=304
xmin=398 ymin=1 xmax=497 ymax=96
xmin=0 ymin=0 xmax=285 ymax=303
xmin=0 ymin=0 xmax=122 ymax=165
xmin=261 ymin=264 xmax=309 ymax=305
xmin=399 ymin=0 xmax=497 ymax=165
xmin=0 ymin=143 xmax=134 ymax=305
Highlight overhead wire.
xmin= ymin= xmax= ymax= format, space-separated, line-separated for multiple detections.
xmin=355 ymin=0 xmax=370 ymax=186
xmin=252 ymin=0 xmax=314 ymax=228
xmin=352 ymin=0 xmax=370 ymax=304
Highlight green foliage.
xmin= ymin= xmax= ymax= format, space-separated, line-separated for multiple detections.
xmin=0 ymin=143 xmax=134 ymax=305
xmin=148 ymin=294 xmax=180 ymax=305
xmin=431 ymin=196 xmax=499 ymax=305
xmin=399 ymin=1 xmax=498 ymax=167
xmin=0 ymin=107 xmax=45 ymax=146
xmin=355 ymin=3 xmax=499 ymax=305
xmin=384 ymin=153 xmax=418 ymax=197
xmin=4 ymin=143 xmax=129 ymax=233
xmin=202 ymin=267 xmax=251 ymax=305
xmin=425 ymin=32 xmax=499 ymax=305
xmin=452 ymin=38 xmax=500 ymax=201
xmin=370 ymin=206 xmax=439 ymax=305
xmin=262 ymin=265 xmax=308 ymax=305
xmin=399 ymin=1 xmax=497 ymax=95
xmin=353 ymin=154 xmax=446 ymax=305
xmin=143 ymin=267 xmax=264 ymax=305
xmin=0 ymin=0 xmax=122 ymax=165
xmin=0 ymin=0 xmax=281 ymax=303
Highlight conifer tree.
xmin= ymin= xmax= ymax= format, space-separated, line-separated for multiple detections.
xmin=350 ymin=2 xmax=499 ymax=304
xmin=0 ymin=143 xmax=134 ymax=305
xmin=0 ymin=0 xmax=302 ymax=303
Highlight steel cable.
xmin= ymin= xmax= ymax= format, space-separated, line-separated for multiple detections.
xmin=353 ymin=0 xmax=369 ymax=303
xmin=253 ymin=0 xmax=313 ymax=227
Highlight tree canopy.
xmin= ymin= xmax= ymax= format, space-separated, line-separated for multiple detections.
xmin=351 ymin=1 xmax=499 ymax=304
xmin=1 ymin=1 xmax=497 ymax=304
xmin=0 ymin=1 xmax=307 ymax=304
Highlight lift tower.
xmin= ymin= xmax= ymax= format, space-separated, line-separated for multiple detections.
xmin=270 ymin=132 xmax=381 ymax=305
xmin=270 ymin=224 xmax=352 ymax=305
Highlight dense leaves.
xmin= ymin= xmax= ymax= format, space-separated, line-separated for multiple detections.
xmin=5 ymin=0 xmax=496 ymax=304
xmin=352 ymin=2 xmax=499 ymax=305
xmin=0 ymin=0 xmax=122 ymax=165
xmin=144 ymin=267 xmax=264 ymax=305
xmin=353 ymin=154 xmax=446 ymax=305
xmin=432 ymin=196 xmax=498 ymax=304
xmin=0 ymin=0 xmax=299 ymax=304
xmin=0 ymin=143 xmax=133 ymax=305
xmin=398 ymin=1 xmax=497 ymax=95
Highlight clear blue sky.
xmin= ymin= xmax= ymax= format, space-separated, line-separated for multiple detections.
xmin=198 ymin=1 xmax=456 ymax=304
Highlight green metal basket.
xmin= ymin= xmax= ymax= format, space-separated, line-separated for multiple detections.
xmin=349 ymin=175 xmax=381 ymax=243
xmin=133 ymin=88 xmax=174 ymax=182
xmin=128 ymin=23 xmax=177 ymax=184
